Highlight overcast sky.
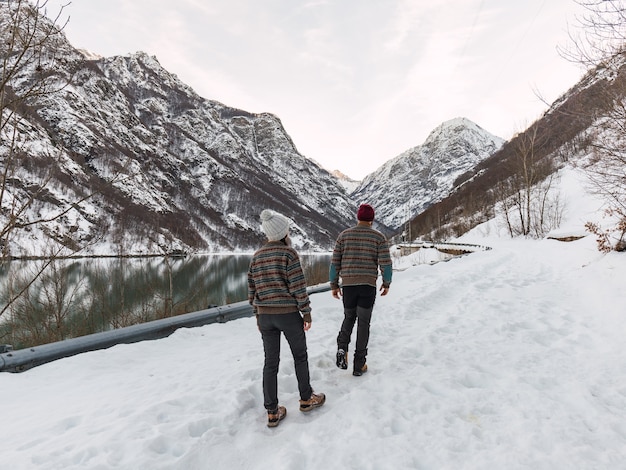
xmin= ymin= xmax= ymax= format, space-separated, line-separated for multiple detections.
xmin=44 ymin=0 xmax=589 ymax=180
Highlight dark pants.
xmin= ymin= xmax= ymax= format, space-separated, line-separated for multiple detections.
xmin=336 ymin=285 xmax=376 ymax=370
xmin=258 ymin=312 xmax=313 ymax=411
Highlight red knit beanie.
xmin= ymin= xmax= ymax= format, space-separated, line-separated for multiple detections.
xmin=357 ymin=204 xmax=375 ymax=221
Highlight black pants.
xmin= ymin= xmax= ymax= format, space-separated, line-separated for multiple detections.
xmin=336 ymin=285 xmax=376 ymax=370
xmin=258 ymin=312 xmax=313 ymax=411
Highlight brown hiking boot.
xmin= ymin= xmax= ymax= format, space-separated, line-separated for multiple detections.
xmin=299 ymin=392 xmax=326 ymax=412
xmin=353 ymin=364 xmax=368 ymax=376
xmin=267 ymin=406 xmax=287 ymax=427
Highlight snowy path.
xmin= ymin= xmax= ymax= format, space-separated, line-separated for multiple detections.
xmin=1 ymin=237 xmax=625 ymax=469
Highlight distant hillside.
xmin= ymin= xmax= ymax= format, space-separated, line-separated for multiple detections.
xmin=408 ymin=61 xmax=622 ymax=241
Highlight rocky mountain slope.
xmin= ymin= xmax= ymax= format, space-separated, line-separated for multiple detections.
xmin=352 ymin=118 xmax=504 ymax=230
xmin=1 ymin=3 xmax=356 ymax=256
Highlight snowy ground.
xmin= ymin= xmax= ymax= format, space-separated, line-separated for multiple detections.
xmin=1 ymin=167 xmax=625 ymax=469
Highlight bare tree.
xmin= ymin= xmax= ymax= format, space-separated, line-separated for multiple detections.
xmin=560 ymin=0 xmax=626 ymax=251
xmin=0 ymin=1 xmax=92 ymax=256
xmin=0 ymin=1 xmax=79 ymax=327
xmin=0 ymin=1 xmax=130 ymax=349
xmin=495 ymin=125 xmax=564 ymax=238
xmin=0 ymin=1 xmax=136 ymax=332
xmin=584 ymin=99 xmax=626 ymax=251
xmin=560 ymin=1 xmax=626 ymax=68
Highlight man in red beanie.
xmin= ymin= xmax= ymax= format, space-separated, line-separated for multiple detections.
xmin=329 ymin=203 xmax=392 ymax=376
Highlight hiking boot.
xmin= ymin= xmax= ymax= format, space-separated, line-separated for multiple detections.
xmin=353 ymin=364 xmax=368 ymax=376
xmin=267 ymin=406 xmax=287 ymax=427
xmin=299 ymin=392 xmax=326 ymax=412
xmin=336 ymin=349 xmax=348 ymax=370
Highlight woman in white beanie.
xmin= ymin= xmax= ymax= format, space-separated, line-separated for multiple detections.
xmin=247 ymin=209 xmax=325 ymax=427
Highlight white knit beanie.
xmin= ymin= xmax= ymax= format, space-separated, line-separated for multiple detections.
xmin=260 ymin=209 xmax=290 ymax=241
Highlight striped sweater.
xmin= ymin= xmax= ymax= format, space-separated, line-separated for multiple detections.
xmin=329 ymin=224 xmax=392 ymax=289
xmin=248 ymin=241 xmax=311 ymax=315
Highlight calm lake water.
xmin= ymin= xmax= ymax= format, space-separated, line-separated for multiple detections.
xmin=0 ymin=253 xmax=331 ymax=348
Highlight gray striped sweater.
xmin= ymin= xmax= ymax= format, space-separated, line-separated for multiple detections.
xmin=329 ymin=224 xmax=392 ymax=289
xmin=248 ymin=241 xmax=311 ymax=315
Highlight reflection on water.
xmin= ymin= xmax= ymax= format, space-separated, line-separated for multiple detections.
xmin=0 ymin=253 xmax=331 ymax=349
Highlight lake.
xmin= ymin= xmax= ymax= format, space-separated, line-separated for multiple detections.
xmin=0 ymin=253 xmax=331 ymax=349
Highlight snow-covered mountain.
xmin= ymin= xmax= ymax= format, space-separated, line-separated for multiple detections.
xmin=1 ymin=4 xmax=356 ymax=256
xmin=352 ymin=118 xmax=504 ymax=230
xmin=331 ymin=170 xmax=360 ymax=194
xmin=1 ymin=4 xmax=508 ymax=257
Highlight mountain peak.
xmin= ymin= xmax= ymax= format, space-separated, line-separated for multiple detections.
xmin=353 ymin=118 xmax=504 ymax=230
xmin=424 ymin=117 xmax=497 ymax=147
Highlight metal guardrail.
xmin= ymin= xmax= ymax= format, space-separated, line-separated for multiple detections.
xmin=397 ymin=241 xmax=492 ymax=252
xmin=0 ymin=283 xmax=331 ymax=373
xmin=432 ymin=242 xmax=492 ymax=252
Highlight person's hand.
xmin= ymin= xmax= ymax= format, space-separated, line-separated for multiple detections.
xmin=303 ymin=313 xmax=312 ymax=331
xmin=332 ymin=288 xmax=342 ymax=299
xmin=380 ymin=285 xmax=389 ymax=296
